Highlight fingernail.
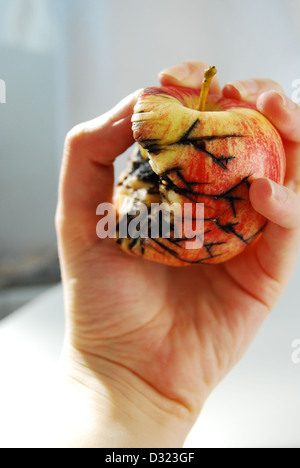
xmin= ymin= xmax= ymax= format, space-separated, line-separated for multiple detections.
xmin=269 ymin=179 xmax=288 ymax=203
xmin=159 ymin=62 xmax=191 ymax=81
xmin=226 ymin=79 xmax=259 ymax=97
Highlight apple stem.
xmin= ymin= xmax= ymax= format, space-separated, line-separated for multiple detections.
xmin=197 ymin=66 xmax=217 ymax=111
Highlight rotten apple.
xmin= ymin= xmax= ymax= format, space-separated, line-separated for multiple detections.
xmin=114 ymin=66 xmax=286 ymax=266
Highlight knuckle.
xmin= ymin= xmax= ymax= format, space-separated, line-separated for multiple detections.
xmin=64 ymin=122 xmax=91 ymax=154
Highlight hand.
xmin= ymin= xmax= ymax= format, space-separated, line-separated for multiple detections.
xmin=55 ymin=60 xmax=300 ymax=447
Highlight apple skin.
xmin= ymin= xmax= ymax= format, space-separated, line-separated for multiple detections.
xmin=115 ymin=86 xmax=286 ymax=266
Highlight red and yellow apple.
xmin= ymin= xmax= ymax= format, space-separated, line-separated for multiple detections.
xmin=114 ymin=67 xmax=286 ymax=266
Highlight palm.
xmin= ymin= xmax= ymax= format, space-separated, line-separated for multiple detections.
xmin=58 ymin=61 xmax=300 ymax=416
xmin=67 ymin=234 xmax=272 ymax=411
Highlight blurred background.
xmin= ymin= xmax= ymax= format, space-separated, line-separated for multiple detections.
xmin=0 ymin=0 xmax=299 ymax=447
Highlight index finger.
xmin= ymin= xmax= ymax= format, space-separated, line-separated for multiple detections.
xmin=56 ymin=91 xmax=139 ymax=243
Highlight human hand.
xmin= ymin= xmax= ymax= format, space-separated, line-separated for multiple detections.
xmin=55 ymin=60 xmax=300 ymax=447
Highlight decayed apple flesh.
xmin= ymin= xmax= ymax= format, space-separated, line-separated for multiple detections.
xmin=114 ymin=86 xmax=286 ymax=266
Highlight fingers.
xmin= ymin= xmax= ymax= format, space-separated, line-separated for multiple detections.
xmin=255 ymin=93 xmax=300 ymax=193
xmin=223 ymin=79 xmax=300 ymax=142
xmin=222 ymin=78 xmax=284 ymax=106
xmin=250 ymin=178 xmax=300 ymax=229
xmin=64 ymin=90 xmax=140 ymax=168
xmin=223 ymin=77 xmax=300 ymax=193
xmin=158 ymin=60 xmax=221 ymax=94
xmin=249 ymin=178 xmax=300 ymax=282
xmin=256 ymin=91 xmax=300 ymax=143
xmin=56 ymin=90 xmax=139 ymax=245
xmin=60 ymin=90 xmax=139 ymax=201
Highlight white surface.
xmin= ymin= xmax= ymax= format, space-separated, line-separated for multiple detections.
xmin=0 ymin=285 xmax=65 ymax=449
xmin=0 ymin=284 xmax=65 ymax=369
xmin=185 ymin=255 xmax=300 ymax=448
xmin=0 ymin=262 xmax=299 ymax=448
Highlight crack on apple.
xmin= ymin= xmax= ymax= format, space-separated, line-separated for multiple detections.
xmin=203 ymin=241 xmax=227 ymax=258
xmin=197 ymin=145 xmax=236 ymax=170
xmin=137 ymin=138 xmax=162 ymax=155
xmin=245 ymin=221 xmax=267 ymax=243
xmin=122 ymin=152 xmax=252 ymax=222
xmin=179 ymin=119 xmax=201 ymax=141
xmin=214 ymin=218 xmax=267 ymax=246
xmin=213 ymin=176 xmax=251 ymax=217
xmin=177 ymin=122 xmax=245 ymax=170
xmin=179 ymin=119 xmax=244 ymax=146
xmin=137 ymin=118 xmax=245 ymax=167
xmin=149 ymin=238 xmax=223 ymax=264
xmin=159 ymin=168 xmax=251 ymax=219
xmin=159 ymin=167 xmax=210 ymax=203
xmin=116 ymin=207 xmax=266 ymax=265
xmin=117 ymin=205 xmax=229 ymax=264
xmin=214 ymin=219 xmax=248 ymax=244
xmin=116 ymin=145 xmax=267 ymax=264
xmin=116 ymin=196 xmax=225 ymax=263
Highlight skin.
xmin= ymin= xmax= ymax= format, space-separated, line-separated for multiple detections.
xmin=53 ymin=60 xmax=300 ymax=448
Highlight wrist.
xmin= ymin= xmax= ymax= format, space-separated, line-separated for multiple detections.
xmin=59 ymin=346 xmax=197 ymax=448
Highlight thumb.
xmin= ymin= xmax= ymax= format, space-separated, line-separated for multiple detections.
xmin=249 ymin=178 xmax=300 ymax=283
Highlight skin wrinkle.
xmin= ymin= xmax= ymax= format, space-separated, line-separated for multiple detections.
xmin=224 ymin=260 xmax=271 ymax=311
xmin=71 ymin=347 xmax=194 ymax=419
xmin=95 ymin=275 xmax=206 ymax=416
xmin=64 ymin=352 xmax=192 ymax=435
